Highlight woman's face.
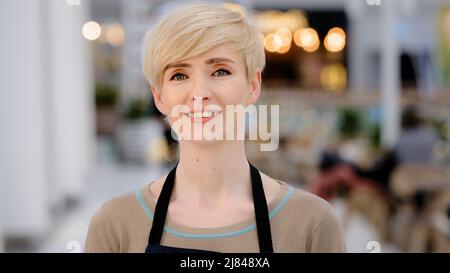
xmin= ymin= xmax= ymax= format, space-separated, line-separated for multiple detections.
xmin=151 ymin=43 xmax=261 ymax=142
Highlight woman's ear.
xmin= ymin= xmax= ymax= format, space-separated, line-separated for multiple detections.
xmin=247 ymin=69 xmax=262 ymax=106
xmin=150 ymin=85 xmax=165 ymax=115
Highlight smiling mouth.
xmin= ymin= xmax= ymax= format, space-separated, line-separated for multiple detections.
xmin=183 ymin=111 xmax=221 ymax=123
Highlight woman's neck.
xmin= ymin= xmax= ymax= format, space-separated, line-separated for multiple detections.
xmin=173 ymin=140 xmax=252 ymax=208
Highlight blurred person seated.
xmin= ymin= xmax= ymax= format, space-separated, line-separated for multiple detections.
xmin=394 ymin=105 xmax=440 ymax=165
xmin=310 ymin=105 xmax=443 ymax=251
xmin=312 ymin=105 xmax=441 ymax=196
xmin=309 ymin=153 xmax=390 ymax=246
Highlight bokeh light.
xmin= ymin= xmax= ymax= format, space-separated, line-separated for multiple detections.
xmin=295 ymin=28 xmax=320 ymax=53
xmin=320 ymin=63 xmax=347 ymax=93
xmin=105 ymin=23 xmax=125 ymax=46
xmin=324 ymin=27 xmax=346 ymax=53
xmin=82 ymin=21 xmax=102 ymax=41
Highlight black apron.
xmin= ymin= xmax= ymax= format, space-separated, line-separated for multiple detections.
xmin=145 ymin=161 xmax=274 ymax=253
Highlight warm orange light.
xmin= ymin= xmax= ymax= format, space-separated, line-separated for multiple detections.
xmin=293 ymin=28 xmax=303 ymax=47
xmin=264 ymin=33 xmax=281 ymax=52
xmin=256 ymin=9 xmax=308 ymax=35
xmin=294 ymin=28 xmax=320 ymax=52
xmin=320 ymin=63 xmax=347 ymax=93
xmin=277 ymin=43 xmax=291 ymax=54
xmin=275 ymin=28 xmax=292 ymax=47
xmin=324 ymin=27 xmax=346 ymax=52
xmin=303 ymin=42 xmax=320 ymax=53
xmin=105 ymin=23 xmax=125 ymax=46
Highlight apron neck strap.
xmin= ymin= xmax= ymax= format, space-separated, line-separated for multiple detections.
xmin=249 ymin=161 xmax=274 ymax=253
xmin=148 ymin=161 xmax=274 ymax=253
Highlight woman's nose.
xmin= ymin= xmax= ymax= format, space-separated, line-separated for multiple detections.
xmin=190 ymin=76 xmax=212 ymax=102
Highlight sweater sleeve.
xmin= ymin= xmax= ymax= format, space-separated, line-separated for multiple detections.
xmin=311 ymin=206 xmax=346 ymax=253
xmin=84 ymin=204 xmax=120 ymax=253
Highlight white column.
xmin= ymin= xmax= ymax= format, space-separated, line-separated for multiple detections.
xmin=0 ymin=0 xmax=95 ymax=244
xmin=346 ymin=0 xmax=368 ymax=92
xmin=47 ymin=0 xmax=95 ymax=209
xmin=0 ymin=169 xmax=3 ymax=252
xmin=120 ymin=0 xmax=149 ymax=104
xmin=380 ymin=0 xmax=401 ymax=148
xmin=0 ymin=0 xmax=51 ymax=238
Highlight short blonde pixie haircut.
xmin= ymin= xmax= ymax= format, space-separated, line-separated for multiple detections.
xmin=142 ymin=3 xmax=266 ymax=92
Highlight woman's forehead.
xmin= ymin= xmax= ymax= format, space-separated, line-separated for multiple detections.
xmin=198 ymin=44 xmax=238 ymax=58
xmin=168 ymin=44 xmax=242 ymax=67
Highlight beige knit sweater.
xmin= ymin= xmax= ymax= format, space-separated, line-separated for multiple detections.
xmin=84 ymin=181 xmax=346 ymax=253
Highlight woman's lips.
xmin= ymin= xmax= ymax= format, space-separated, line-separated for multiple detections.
xmin=184 ymin=111 xmax=221 ymax=124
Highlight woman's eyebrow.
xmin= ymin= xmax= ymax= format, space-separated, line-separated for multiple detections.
xmin=164 ymin=57 xmax=235 ymax=72
xmin=165 ymin=62 xmax=191 ymax=72
xmin=205 ymin=57 xmax=235 ymax=65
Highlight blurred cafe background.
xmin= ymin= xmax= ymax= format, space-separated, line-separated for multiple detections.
xmin=0 ymin=0 xmax=450 ymax=253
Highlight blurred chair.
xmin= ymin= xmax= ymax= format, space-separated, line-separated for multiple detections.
xmin=345 ymin=185 xmax=390 ymax=242
xmin=390 ymin=163 xmax=450 ymax=252
xmin=390 ymin=164 xmax=450 ymax=200
xmin=427 ymin=189 xmax=450 ymax=252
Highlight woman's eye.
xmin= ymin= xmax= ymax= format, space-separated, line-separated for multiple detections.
xmin=170 ymin=73 xmax=188 ymax=81
xmin=212 ymin=69 xmax=231 ymax=77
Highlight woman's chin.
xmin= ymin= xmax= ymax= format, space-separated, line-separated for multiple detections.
xmin=184 ymin=137 xmax=221 ymax=144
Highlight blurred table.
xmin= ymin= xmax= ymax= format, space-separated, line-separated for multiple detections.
xmin=391 ymin=164 xmax=450 ymax=199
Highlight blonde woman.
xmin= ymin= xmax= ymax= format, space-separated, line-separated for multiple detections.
xmin=84 ymin=3 xmax=345 ymax=253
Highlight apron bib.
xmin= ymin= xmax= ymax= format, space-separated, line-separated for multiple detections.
xmin=145 ymin=161 xmax=273 ymax=253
